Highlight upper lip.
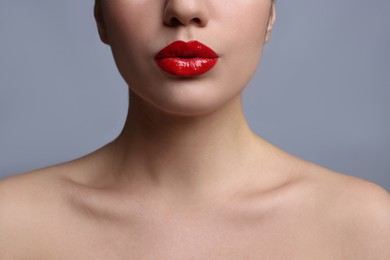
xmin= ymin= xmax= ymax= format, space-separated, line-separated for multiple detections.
xmin=155 ymin=41 xmax=219 ymax=59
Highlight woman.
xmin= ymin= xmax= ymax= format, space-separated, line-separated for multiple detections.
xmin=1 ymin=0 xmax=389 ymax=259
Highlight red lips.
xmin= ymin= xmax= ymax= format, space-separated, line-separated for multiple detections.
xmin=154 ymin=41 xmax=219 ymax=77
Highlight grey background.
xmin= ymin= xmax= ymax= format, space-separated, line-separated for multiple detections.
xmin=1 ymin=0 xmax=389 ymax=191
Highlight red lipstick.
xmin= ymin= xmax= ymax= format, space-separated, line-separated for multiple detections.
xmin=154 ymin=41 xmax=219 ymax=77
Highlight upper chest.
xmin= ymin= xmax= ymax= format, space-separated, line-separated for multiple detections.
xmin=33 ymin=196 xmax=348 ymax=260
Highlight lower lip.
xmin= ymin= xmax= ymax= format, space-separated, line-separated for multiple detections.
xmin=155 ymin=57 xmax=218 ymax=77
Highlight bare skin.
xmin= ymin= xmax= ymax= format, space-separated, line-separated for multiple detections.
xmin=1 ymin=96 xmax=389 ymax=260
xmin=1 ymin=0 xmax=390 ymax=259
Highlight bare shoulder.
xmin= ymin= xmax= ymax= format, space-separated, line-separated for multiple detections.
xmin=0 ymin=164 xmax=73 ymax=207
xmin=0 ymin=166 xmax=66 ymax=217
xmin=310 ymin=167 xmax=390 ymax=218
xmin=0 ymin=166 xmax=73 ymax=258
xmin=303 ymin=166 xmax=390 ymax=259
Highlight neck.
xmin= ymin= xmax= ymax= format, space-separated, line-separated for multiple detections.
xmin=108 ymin=94 xmax=267 ymax=197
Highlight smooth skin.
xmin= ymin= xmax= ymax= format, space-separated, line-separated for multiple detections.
xmin=1 ymin=0 xmax=390 ymax=259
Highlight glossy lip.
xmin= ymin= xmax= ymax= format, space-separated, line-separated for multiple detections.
xmin=154 ymin=41 xmax=219 ymax=77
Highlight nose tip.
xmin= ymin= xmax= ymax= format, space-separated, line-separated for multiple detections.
xmin=163 ymin=0 xmax=209 ymax=27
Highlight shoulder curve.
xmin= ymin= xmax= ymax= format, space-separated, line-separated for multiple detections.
xmin=0 ymin=169 xmax=59 ymax=221
xmin=310 ymin=168 xmax=390 ymax=216
xmin=0 ymin=174 xmax=36 ymax=258
xmin=349 ymin=180 xmax=390 ymax=259
xmin=0 ymin=167 xmax=70 ymax=223
xmin=0 ymin=169 xmax=70 ymax=258
xmin=317 ymin=172 xmax=390 ymax=259
xmin=330 ymin=171 xmax=390 ymax=207
xmin=297 ymin=165 xmax=390 ymax=259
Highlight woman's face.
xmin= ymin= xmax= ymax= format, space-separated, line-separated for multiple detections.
xmin=95 ymin=0 xmax=275 ymax=116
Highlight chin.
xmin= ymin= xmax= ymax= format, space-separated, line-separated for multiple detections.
xmin=130 ymin=82 xmax=237 ymax=117
xmin=123 ymin=61 xmax=248 ymax=117
xmin=152 ymin=99 xmax=225 ymax=117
